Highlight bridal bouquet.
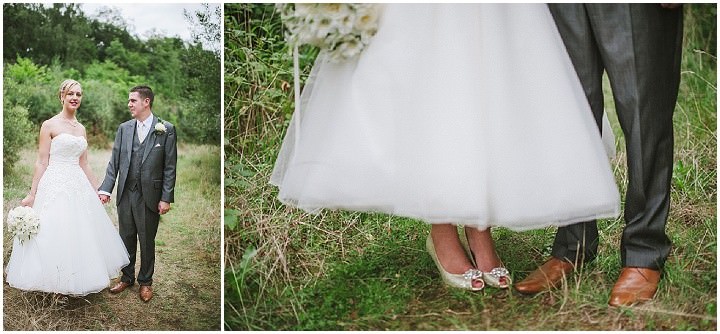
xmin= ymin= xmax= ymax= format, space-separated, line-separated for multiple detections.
xmin=276 ymin=3 xmax=380 ymax=62
xmin=7 ymin=206 xmax=40 ymax=244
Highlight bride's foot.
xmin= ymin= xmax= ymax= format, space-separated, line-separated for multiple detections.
xmin=427 ymin=225 xmax=484 ymax=290
xmin=462 ymin=226 xmax=512 ymax=289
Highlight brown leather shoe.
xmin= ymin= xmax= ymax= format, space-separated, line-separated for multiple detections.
xmin=109 ymin=281 xmax=132 ymax=294
xmin=608 ymin=267 xmax=660 ymax=307
xmin=514 ymin=257 xmax=575 ymax=295
xmin=139 ymin=285 xmax=153 ymax=302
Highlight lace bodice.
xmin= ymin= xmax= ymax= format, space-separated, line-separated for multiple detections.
xmin=49 ymin=133 xmax=87 ymax=165
xmin=36 ymin=133 xmax=92 ymax=213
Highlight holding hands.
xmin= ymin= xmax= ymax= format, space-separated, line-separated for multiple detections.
xmin=98 ymin=193 xmax=110 ymax=204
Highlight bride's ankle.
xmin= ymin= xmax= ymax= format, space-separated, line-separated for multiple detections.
xmin=464 ymin=226 xmax=503 ymax=272
xmin=429 ymin=227 xmax=474 ymax=275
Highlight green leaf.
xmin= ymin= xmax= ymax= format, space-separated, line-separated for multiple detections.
xmin=225 ymin=209 xmax=240 ymax=230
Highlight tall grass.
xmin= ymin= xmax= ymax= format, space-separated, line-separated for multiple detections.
xmin=224 ymin=4 xmax=716 ymax=330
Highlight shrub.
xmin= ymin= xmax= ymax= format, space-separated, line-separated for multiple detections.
xmin=3 ymin=105 xmax=35 ymax=171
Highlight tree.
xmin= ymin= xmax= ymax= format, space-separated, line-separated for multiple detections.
xmin=3 ymin=3 xmax=222 ymax=145
xmin=181 ymin=4 xmax=222 ymax=143
xmin=3 ymin=4 xmax=97 ymax=71
xmin=185 ymin=4 xmax=222 ymax=56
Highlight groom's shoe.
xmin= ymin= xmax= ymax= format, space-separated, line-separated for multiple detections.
xmin=514 ymin=257 xmax=575 ymax=295
xmin=139 ymin=285 xmax=153 ymax=302
xmin=608 ymin=267 xmax=660 ymax=307
xmin=109 ymin=281 xmax=132 ymax=294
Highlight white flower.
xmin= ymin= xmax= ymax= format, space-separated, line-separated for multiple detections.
xmin=154 ymin=122 xmax=167 ymax=134
xmin=336 ymin=13 xmax=356 ymax=35
xmin=361 ymin=27 xmax=378 ymax=44
xmin=354 ymin=5 xmax=379 ymax=32
xmin=331 ymin=36 xmax=364 ymax=61
xmin=278 ymin=3 xmax=381 ymax=62
xmin=320 ymin=3 xmax=354 ymax=35
xmin=309 ymin=15 xmax=336 ymax=41
xmin=319 ymin=3 xmax=352 ymax=20
xmin=7 ymin=206 xmax=40 ymax=244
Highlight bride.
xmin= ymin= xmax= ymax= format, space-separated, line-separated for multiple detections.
xmin=5 ymin=79 xmax=130 ymax=296
xmin=271 ymin=4 xmax=620 ymax=290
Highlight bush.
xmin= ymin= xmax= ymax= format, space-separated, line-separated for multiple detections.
xmin=80 ymin=77 xmax=133 ymax=147
xmin=3 ymin=105 xmax=35 ymax=171
xmin=178 ymin=100 xmax=220 ymax=144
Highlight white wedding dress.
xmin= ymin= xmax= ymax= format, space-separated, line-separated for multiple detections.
xmin=271 ymin=4 xmax=620 ymax=231
xmin=5 ymin=133 xmax=130 ymax=296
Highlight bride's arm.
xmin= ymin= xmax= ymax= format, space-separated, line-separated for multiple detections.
xmin=21 ymin=122 xmax=52 ymax=207
xmin=78 ymin=126 xmax=99 ymax=189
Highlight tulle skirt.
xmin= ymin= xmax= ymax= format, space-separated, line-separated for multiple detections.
xmin=271 ymin=4 xmax=620 ymax=231
xmin=5 ymin=162 xmax=130 ymax=296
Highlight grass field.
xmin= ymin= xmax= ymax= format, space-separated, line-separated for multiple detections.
xmin=3 ymin=144 xmax=221 ymax=331
xmin=225 ymin=4 xmax=716 ymax=330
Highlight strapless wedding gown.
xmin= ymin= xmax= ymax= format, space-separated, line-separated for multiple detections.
xmin=5 ymin=133 xmax=130 ymax=296
xmin=271 ymin=4 xmax=620 ymax=231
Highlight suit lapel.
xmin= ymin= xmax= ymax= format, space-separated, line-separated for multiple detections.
xmin=141 ymin=115 xmax=158 ymax=164
xmin=124 ymin=121 xmax=135 ymax=164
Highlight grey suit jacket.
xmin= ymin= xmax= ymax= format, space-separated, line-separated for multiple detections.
xmin=99 ymin=115 xmax=178 ymax=212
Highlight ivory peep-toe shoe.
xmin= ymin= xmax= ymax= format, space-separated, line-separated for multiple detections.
xmin=426 ymin=234 xmax=484 ymax=291
xmin=459 ymin=227 xmax=512 ymax=289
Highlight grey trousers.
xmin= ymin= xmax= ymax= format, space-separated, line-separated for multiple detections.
xmin=547 ymin=4 xmax=683 ymax=270
xmin=118 ymin=186 xmax=161 ymax=285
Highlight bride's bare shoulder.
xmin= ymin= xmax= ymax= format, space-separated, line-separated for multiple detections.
xmin=40 ymin=117 xmax=57 ymax=131
xmin=43 ymin=115 xmax=61 ymax=126
xmin=39 ymin=116 xmax=63 ymax=138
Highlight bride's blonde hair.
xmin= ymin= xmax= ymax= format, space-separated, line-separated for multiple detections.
xmin=58 ymin=79 xmax=81 ymax=104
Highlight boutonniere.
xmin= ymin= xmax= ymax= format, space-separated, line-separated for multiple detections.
xmin=154 ymin=120 xmax=167 ymax=135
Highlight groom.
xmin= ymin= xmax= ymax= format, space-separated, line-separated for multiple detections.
xmin=515 ymin=4 xmax=683 ymax=306
xmin=99 ymin=85 xmax=177 ymax=302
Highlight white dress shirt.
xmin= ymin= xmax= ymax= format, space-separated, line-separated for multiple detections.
xmin=137 ymin=114 xmax=154 ymax=143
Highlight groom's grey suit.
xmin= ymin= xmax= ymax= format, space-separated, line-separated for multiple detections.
xmin=547 ymin=4 xmax=683 ymax=270
xmin=100 ymin=115 xmax=177 ymax=285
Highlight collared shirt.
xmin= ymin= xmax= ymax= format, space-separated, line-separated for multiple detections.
xmin=137 ymin=113 xmax=154 ymax=143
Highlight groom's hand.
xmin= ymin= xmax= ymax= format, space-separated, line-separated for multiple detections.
xmin=159 ymin=201 xmax=171 ymax=215
xmin=99 ymin=194 xmax=110 ymax=204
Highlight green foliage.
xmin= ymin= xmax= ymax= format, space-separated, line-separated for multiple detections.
xmin=4 ymin=56 xmax=49 ymax=83
xmin=105 ymin=39 xmax=150 ymax=75
xmin=3 ymin=3 xmax=97 ymax=71
xmin=3 ymin=58 xmax=57 ymax=127
xmin=684 ymin=4 xmax=717 ymax=56
xmin=179 ymin=45 xmax=222 ymax=144
xmin=3 ymin=105 xmax=35 ymax=170
xmin=224 ymin=3 xmax=318 ymax=158
xmin=80 ymin=79 xmax=128 ymax=147
xmin=3 ymin=3 xmax=221 ymax=146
